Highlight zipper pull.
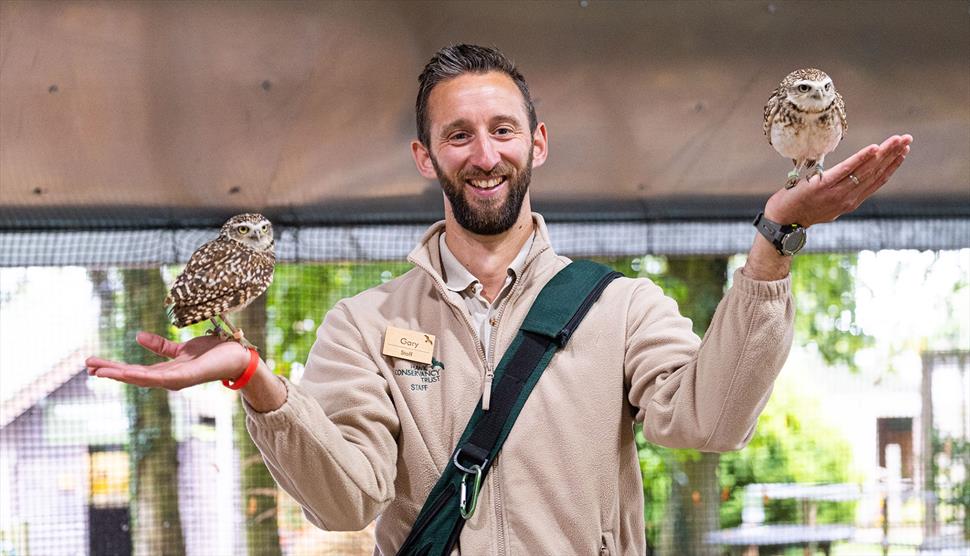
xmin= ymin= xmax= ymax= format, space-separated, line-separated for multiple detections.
xmin=482 ymin=370 xmax=494 ymax=411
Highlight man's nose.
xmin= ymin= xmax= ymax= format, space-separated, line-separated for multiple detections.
xmin=468 ymin=136 xmax=501 ymax=172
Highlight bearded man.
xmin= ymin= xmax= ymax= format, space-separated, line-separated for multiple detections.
xmin=88 ymin=44 xmax=911 ymax=554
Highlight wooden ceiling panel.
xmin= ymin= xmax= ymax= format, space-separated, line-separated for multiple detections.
xmin=1 ymin=1 xmax=967 ymax=226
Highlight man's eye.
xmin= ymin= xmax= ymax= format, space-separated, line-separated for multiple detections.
xmin=495 ymin=127 xmax=513 ymax=135
xmin=450 ymin=132 xmax=470 ymax=142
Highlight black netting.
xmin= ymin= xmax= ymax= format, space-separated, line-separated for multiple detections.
xmin=1 ymin=220 xmax=968 ymax=555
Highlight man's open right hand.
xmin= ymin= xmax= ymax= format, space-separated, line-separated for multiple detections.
xmin=86 ymin=331 xmax=251 ymax=391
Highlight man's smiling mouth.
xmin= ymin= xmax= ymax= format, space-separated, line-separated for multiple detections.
xmin=467 ymin=177 xmax=506 ymax=189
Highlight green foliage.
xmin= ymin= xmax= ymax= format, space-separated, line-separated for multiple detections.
xmin=790 ymin=254 xmax=872 ymax=372
xmin=597 ymin=254 xmax=861 ymax=548
xmin=265 ymin=261 xmax=413 ymax=376
xmin=598 ymin=255 xmax=728 ymax=550
xmin=935 ymin=434 xmax=970 ymax=539
xmin=636 ymin=426 xmax=672 ymax=549
xmin=719 ymin=380 xmax=856 ymax=527
xmin=119 ymin=269 xmax=171 ymax=492
xmin=119 ymin=268 xmax=186 ymax=555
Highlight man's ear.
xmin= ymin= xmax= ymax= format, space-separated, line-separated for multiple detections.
xmin=411 ymin=140 xmax=438 ymax=179
xmin=531 ymin=122 xmax=549 ymax=169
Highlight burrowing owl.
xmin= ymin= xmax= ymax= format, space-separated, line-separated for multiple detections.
xmin=165 ymin=213 xmax=276 ymax=350
xmin=764 ymin=68 xmax=847 ymax=188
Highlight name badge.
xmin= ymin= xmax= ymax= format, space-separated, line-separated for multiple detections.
xmin=382 ymin=326 xmax=435 ymax=365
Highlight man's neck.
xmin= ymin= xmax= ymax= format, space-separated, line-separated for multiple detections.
xmin=443 ymin=206 xmax=535 ymax=303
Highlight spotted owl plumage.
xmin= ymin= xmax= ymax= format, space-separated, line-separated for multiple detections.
xmin=764 ymin=68 xmax=847 ymax=188
xmin=166 ymin=213 xmax=276 ymax=329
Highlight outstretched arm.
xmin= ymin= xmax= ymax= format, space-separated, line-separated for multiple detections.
xmin=629 ymin=134 xmax=912 ymax=450
xmin=744 ymin=134 xmax=912 ymax=280
xmin=86 ymin=331 xmax=287 ymax=412
xmin=87 ymin=304 xmax=400 ymax=530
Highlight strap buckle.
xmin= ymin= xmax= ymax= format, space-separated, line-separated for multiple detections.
xmin=453 ymin=449 xmax=487 ymax=520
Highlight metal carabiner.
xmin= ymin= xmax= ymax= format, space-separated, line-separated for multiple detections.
xmin=453 ymin=450 xmax=486 ymax=520
xmin=458 ymin=463 xmax=483 ymax=520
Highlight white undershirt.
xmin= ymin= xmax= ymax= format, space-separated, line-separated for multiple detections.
xmin=439 ymin=232 xmax=534 ymax=367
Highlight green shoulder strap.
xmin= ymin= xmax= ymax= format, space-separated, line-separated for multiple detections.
xmin=397 ymin=260 xmax=623 ymax=556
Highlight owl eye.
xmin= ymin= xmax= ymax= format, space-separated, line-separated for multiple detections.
xmin=238 ymin=225 xmax=250 ymax=235
xmin=797 ymin=84 xmax=811 ymax=93
xmin=824 ymin=83 xmax=832 ymax=91
xmin=261 ymin=224 xmax=269 ymax=232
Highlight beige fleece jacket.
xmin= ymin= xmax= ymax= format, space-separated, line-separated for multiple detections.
xmin=245 ymin=214 xmax=794 ymax=555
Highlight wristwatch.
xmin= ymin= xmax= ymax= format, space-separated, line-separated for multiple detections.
xmin=752 ymin=212 xmax=806 ymax=256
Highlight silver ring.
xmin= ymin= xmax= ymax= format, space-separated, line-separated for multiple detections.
xmin=848 ymin=173 xmax=860 ymax=185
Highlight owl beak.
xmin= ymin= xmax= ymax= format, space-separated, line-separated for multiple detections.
xmin=812 ymin=89 xmax=823 ymax=100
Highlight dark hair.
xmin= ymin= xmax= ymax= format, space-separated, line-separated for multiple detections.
xmin=415 ymin=44 xmax=537 ymax=148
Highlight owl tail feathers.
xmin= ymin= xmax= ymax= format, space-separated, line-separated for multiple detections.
xmin=166 ymin=304 xmax=200 ymax=328
xmin=165 ymin=304 xmax=188 ymax=329
xmin=164 ymin=293 xmax=176 ymax=323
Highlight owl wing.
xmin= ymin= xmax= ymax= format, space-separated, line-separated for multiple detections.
xmin=166 ymin=239 xmax=275 ymax=327
xmin=834 ymin=90 xmax=847 ymax=140
xmin=763 ymin=88 xmax=783 ymax=145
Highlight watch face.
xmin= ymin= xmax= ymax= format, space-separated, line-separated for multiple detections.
xmin=782 ymin=230 xmax=807 ymax=255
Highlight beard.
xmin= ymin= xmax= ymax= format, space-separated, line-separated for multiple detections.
xmin=431 ymin=151 xmax=533 ymax=235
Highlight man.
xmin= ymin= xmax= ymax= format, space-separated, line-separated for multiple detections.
xmin=87 ymin=44 xmax=911 ymax=554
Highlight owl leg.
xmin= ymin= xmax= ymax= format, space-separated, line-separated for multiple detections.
xmin=205 ymin=318 xmax=231 ymax=341
xmin=219 ymin=314 xmax=258 ymax=351
xmin=786 ymin=159 xmax=807 ymax=189
xmin=808 ymin=156 xmax=825 ymax=181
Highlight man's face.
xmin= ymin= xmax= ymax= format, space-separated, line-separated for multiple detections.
xmin=414 ymin=72 xmax=547 ymax=235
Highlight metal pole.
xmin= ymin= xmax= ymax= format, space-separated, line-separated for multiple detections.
xmin=921 ymin=351 xmax=936 ymax=538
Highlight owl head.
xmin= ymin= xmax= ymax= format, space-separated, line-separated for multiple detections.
xmin=782 ymin=68 xmax=837 ymax=111
xmin=220 ymin=213 xmax=274 ymax=252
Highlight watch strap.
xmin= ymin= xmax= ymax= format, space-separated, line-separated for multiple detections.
xmin=753 ymin=212 xmax=805 ymax=256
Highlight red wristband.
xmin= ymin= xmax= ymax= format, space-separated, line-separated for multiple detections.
xmin=222 ymin=347 xmax=259 ymax=390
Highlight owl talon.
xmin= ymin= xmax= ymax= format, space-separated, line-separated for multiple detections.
xmin=205 ymin=327 xmax=231 ymax=341
xmin=206 ymin=319 xmax=231 ymax=341
xmin=785 ymin=175 xmax=800 ymax=189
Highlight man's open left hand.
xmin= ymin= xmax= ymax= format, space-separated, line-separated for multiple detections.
xmin=765 ymin=134 xmax=912 ymax=227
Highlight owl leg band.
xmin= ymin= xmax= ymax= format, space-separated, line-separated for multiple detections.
xmin=219 ymin=315 xmax=258 ymax=351
xmin=786 ymin=159 xmax=807 ymax=189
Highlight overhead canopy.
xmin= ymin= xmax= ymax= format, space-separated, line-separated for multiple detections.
xmin=1 ymin=0 xmax=968 ymax=229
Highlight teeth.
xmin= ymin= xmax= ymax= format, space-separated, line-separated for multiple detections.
xmin=469 ymin=177 xmax=504 ymax=189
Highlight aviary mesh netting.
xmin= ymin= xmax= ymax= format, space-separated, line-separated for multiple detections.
xmin=1 ymin=218 xmax=967 ymax=555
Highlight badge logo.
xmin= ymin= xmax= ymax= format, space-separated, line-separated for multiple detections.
xmin=393 ymin=359 xmax=444 ymax=392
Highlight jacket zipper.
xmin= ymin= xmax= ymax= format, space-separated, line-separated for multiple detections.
xmin=486 ymin=275 xmax=528 ymax=556
xmin=482 ymin=271 xmax=523 ymax=410
xmin=410 ymin=244 xmax=548 ymax=556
